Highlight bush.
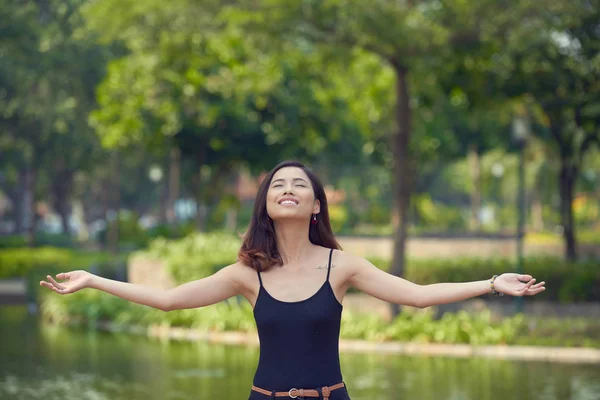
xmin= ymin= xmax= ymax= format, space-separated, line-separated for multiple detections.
xmin=0 ymin=233 xmax=73 ymax=248
xmin=146 ymin=222 xmax=196 ymax=240
xmin=0 ymin=247 xmax=126 ymax=279
xmin=40 ymin=290 xmax=256 ymax=334
xmin=414 ymin=194 xmax=466 ymax=231
xmin=41 ymin=289 xmax=600 ymax=348
xmin=96 ymin=211 xmax=148 ymax=249
xmin=341 ymin=308 xmax=525 ymax=345
xmin=328 ymin=204 xmax=349 ymax=233
xmin=137 ymin=232 xmax=241 ymax=284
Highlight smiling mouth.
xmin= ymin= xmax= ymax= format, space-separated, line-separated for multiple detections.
xmin=278 ymin=200 xmax=299 ymax=206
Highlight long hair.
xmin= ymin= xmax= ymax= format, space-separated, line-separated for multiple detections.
xmin=238 ymin=160 xmax=342 ymax=271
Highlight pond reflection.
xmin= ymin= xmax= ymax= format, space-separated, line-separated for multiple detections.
xmin=1 ymin=306 xmax=599 ymax=400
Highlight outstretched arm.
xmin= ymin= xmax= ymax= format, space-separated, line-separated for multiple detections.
xmin=40 ymin=264 xmax=243 ymax=312
xmin=347 ymin=256 xmax=545 ymax=308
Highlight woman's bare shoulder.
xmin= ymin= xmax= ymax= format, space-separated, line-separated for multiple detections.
xmin=329 ymin=249 xmax=370 ymax=277
xmin=218 ymin=261 xmax=259 ymax=290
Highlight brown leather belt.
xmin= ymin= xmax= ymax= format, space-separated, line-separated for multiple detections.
xmin=251 ymin=382 xmax=345 ymax=399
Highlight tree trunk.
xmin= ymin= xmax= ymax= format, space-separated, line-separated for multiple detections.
xmin=167 ymin=147 xmax=181 ymax=224
xmin=468 ymin=145 xmax=481 ymax=232
xmin=25 ymin=155 xmax=38 ymax=247
xmin=193 ymin=142 xmax=208 ymax=231
xmin=158 ymin=178 xmax=168 ymax=225
xmin=389 ymin=64 xmax=412 ymax=317
xmin=531 ymin=189 xmax=544 ymax=232
xmin=107 ymin=154 xmax=120 ymax=255
xmin=72 ymin=199 xmax=89 ymax=242
xmin=558 ymin=157 xmax=578 ymax=260
xmin=52 ymin=171 xmax=73 ymax=235
xmin=194 ymin=168 xmax=207 ymax=231
xmin=12 ymin=169 xmax=27 ymax=234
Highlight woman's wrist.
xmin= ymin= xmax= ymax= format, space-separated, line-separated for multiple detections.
xmin=489 ymin=274 xmax=503 ymax=296
xmin=87 ymin=273 xmax=100 ymax=290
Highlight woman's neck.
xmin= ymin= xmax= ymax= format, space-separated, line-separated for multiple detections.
xmin=273 ymin=220 xmax=314 ymax=265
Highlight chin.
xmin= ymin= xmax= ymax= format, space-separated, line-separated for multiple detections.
xmin=270 ymin=213 xmax=309 ymax=223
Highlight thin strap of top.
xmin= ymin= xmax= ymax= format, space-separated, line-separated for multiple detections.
xmin=256 ymin=249 xmax=333 ymax=286
xmin=256 ymin=269 xmax=263 ymax=287
xmin=326 ymin=248 xmax=334 ymax=282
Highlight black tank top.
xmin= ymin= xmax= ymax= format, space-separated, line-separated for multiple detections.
xmin=252 ymin=248 xmax=343 ymax=390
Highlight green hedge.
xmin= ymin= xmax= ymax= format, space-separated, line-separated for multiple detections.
xmin=367 ymin=256 xmax=600 ymax=303
xmin=0 ymin=233 xmax=74 ymax=248
xmin=0 ymin=247 xmax=126 ymax=280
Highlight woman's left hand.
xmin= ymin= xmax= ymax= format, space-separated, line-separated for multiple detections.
xmin=493 ymin=273 xmax=546 ymax=296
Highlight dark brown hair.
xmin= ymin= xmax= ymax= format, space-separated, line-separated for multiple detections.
xmin=238 ymin=160 xmax=342 ymax=271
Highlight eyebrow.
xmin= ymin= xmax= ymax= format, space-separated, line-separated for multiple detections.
xmin=271 ymin=178 xmax=309 ymax=185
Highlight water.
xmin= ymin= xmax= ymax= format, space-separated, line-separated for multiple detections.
xmin=1 ymin=305 xmax=599 ymax=400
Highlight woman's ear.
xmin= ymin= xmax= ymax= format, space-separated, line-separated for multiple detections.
xmin=313 ymin=199 xmax=321 ymax=215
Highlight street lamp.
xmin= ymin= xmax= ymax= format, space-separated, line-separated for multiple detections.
xmin=148 ymin=165 xmax=164 ymax=183
xmin=512 ymin=115 xmax=530 ymax=314
xmin=491 ymin=163 xmax=504 ymax=226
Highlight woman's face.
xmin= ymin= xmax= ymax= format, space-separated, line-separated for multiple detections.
xmin=266 ymin=167 xmax=320 ymax=223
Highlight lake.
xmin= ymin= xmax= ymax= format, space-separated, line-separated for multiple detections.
xmin=1 ymin=305 xmax=599 ymax=400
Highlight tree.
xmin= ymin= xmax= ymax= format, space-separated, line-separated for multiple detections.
xmin=240 ymin=0 xmax=522 ymax=314
xmin=85 ymin=0 xmax=367 ymax=229
xmin=491 ymin=1 xmax=600 ymax=259
xmin=0 ymin=0 xmax=113 ymax=243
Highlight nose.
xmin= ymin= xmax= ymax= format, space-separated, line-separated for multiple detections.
xmin=283 ymin=183 xmax=295 ymax=195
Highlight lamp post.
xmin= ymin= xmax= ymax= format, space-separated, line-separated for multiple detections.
xmin=512 ymin=115 xmax=530 ymax=314
xmin=148 ymin=165 xmax=164 ymax=224
xmin=491 ymin=163 xmax=505 ymax=225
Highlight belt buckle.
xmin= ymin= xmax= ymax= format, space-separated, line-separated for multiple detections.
xmin=288 ymin=388 xmax=298 ymax=398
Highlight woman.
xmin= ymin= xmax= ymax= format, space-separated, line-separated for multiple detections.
xmin=40 ymin=160 xmax=546 ymax=400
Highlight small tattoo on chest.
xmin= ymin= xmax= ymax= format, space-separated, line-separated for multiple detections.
xmin=316 ymin=264 xmax=335 ymax=270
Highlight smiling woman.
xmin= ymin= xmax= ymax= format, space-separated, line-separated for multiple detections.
xmin=40 ymin=160 xmax=546 ymax=400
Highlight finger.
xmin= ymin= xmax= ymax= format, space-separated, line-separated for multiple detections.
xmin=47 ymin=275 xmax=66 ymax=290
xmin=40 ymin=281 xmax=54 ymax=290
xmin=525 ymin=287 xmax=546 ymax=296
xmin=56 ymin=272 xmax=71 ymax=280
xmin=519 ymin=274 xmax=533 ymax=283
xmin=519 ymin=278 xmax=536 ymax=292
xmin=530 ymin=281 xmax=545 ymax=289
xmin=52 ymin=286 xmax=66 ymax=295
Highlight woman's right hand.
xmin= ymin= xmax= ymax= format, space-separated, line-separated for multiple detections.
xmin=40 ymin=270 xmax=94 ymax=295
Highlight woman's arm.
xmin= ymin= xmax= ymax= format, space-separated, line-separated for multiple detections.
xmin=40 ymin=263 xmax=244 ymax=311
xmin=346 ymin=255 xmax=545 ymax=308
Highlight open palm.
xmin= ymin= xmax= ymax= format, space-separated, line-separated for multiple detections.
xmin=40 ymin=270 xmax=92 ymax=295
xmin=493 ymin=273 xmax=546 ymax=296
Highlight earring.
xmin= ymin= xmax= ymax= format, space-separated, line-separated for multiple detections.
xmin=311 ymin=214 xmax=318 ymax=225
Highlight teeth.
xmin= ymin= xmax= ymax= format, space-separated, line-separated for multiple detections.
xmin=280 ymin=200 xmax=297 ymax=205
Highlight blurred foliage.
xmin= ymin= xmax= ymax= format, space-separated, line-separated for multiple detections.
xmin=131 ymin=232 xmax=600 ymax=303
xmin=39 ymin=290 xmax=600 ymax=348
xmin=328 ymin=204 xmax=349 ymax=233
xmin=138 ymin=232 xmax=241 ymax=284
xmin=413 ymin=194 xmax=466 ymax=231
xmin=0 ymin=233 xmax=73 ymax=249
xmin=0 ymin=0 xmax=599 ymax=262
xmin=96 ymin=211 xmax=148 ymax=249
xmin=0 ymin=247 xmax=125 ymax=279
xmin=367 ymin=256 xmax=600 ymax=303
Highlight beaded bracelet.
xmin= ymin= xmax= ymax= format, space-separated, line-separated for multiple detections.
xmin=490 ymin=274 xmax=503 ymax=296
